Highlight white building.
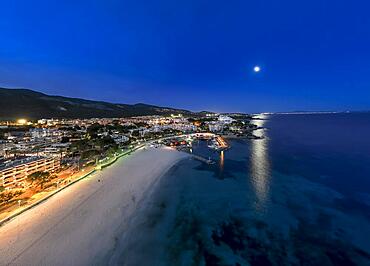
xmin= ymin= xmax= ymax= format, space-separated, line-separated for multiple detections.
xmin=112 ymin=135 xmax=129 ymax=145
xmin=169 ymin=123 xmax=197 ymax=132
xmin=218 ymin=115 xmax=235 ymax=124
xmin=208 ymin=124 xmax=223 ymax=132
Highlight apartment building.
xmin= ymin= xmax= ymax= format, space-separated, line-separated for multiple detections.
xmin=0 ymin=157 xmax=60 ymax=187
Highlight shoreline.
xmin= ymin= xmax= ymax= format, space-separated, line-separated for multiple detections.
xmin=106 ymin=156 xmax=191 ymax=265
xmin=0 ymin=146 xmax=189 ymax=265
xmin=0 ymin=145 xmax=142 ymax=227
xmin=0 ymin=167 xmax=96 ymax=227
xmin=107 ymin=155 xmax=202 ymax=266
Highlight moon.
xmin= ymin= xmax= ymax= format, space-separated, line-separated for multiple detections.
xmin=254 ymin=66 xmax=261 ymax=72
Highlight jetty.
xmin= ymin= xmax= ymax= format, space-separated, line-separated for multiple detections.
xmin=191 ymin=154 xmax=215 ymax=164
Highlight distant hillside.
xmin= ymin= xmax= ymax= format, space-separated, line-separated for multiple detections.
xmin=0 ymin=88 xmax=193 ymax=120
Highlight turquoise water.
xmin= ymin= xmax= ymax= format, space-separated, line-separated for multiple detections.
xmin=120 ymin=113 xmax=370 ymax=265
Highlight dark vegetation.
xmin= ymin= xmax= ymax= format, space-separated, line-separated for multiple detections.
xmin=0 ymin=87 xmax=193 ymax=119
xmin=69 ymin=123 xmax=120 ymax=162
xmin=27 ymin=171 xmax=53 ymax=189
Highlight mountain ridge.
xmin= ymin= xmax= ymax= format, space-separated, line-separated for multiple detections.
xmin=0 ymin=87 xmax=194 ymax=120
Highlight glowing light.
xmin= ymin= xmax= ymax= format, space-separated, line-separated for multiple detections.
xmin=253 ymin=66 xmax=261 ymax=73
xmin=17 ymin=119 xmax=27 ymax=125
xmin=220 ymin=150 xmax=224 ymax=172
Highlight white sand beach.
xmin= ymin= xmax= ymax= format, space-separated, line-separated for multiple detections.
xmin=0 ymin=147 xmax=188 ymax=266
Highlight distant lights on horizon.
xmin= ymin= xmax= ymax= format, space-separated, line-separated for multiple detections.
xmin=17 ymin=119 xmax=28 ymax=125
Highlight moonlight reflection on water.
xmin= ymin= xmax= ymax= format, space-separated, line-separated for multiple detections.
xmin=219 ymin=150 xmax=224 ymax=173
xmin=250 ymin=115 xmax=271 ymax=212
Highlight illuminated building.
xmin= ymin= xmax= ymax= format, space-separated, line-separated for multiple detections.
xmin=0 ymin=157 xmax=60 ymax=187
xmin=208 ymin=123 xmax=223 ymax=132
xmin=218 ymin=115 xmax=235 ymax=124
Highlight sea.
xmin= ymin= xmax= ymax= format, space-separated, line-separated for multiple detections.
xmin=119 ymin=113 xmax=370 ymax=266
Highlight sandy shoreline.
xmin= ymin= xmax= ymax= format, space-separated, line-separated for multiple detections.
xmin=108 ymin=160 xmax=187 ymax=266
xmin=0 ymin=147 xmax=188 ymax=266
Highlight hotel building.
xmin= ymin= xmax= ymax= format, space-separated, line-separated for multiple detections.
xmin=0 ymin=157 xmax=60 ymax=187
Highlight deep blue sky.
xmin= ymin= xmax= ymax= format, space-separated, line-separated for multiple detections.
xmin=1 ymin=0 xmax=370 ymax=113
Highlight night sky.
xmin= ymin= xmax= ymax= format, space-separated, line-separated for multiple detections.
xmin=1 ymin=0 xmax=370 ymax=113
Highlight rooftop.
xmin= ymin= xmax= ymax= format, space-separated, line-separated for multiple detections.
xmin=0 ymin=156 xmax=45 ymax=172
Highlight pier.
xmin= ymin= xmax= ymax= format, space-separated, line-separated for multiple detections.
xmin=191 ymin=154 xmax=215 ymax=164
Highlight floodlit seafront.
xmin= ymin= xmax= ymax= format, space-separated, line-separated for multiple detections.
xmin=0 ymin=147 xmax=189 ymax=266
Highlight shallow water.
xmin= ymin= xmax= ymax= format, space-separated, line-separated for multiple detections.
xmin=119 ymin=113 xmax=370 ymax=266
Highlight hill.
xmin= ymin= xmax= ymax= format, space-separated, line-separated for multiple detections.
xmin=0 ymin=88 xmax=193 ymax=120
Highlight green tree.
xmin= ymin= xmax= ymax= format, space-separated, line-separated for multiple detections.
xmin=131 ymin=130 xmax=140 ymax=137
xmin=106 ymin=146 xmax=119 ymax=158
xmin=81 ymin=149 xmax=100 ymax=160
xmin=0 ymin=190 xmax=22 ymax=204
xmin=134 ymin=122 xmax=148 ymax=128
xmin=87 ymin=123 xmax=103 ymax=139
xmin=70 ymin=139 xmax=89 ymax=152
xmin=27 ymin=171 xmax=51 ymax=189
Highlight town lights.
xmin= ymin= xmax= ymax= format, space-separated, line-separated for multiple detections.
xmin=17 ymin=119 xmax=28 ymax=125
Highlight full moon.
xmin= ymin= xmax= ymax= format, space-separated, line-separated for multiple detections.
xmin=254 ymin=66 xmax=261 ymax=72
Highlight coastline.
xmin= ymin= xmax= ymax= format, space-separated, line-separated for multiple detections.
xmin=0 ymin=146 xmax=189 ymax=266
xmin=0 ymin=145 xmax=144 ymax=226
xmin=107 ymin=159 xmax=188 ymax=265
